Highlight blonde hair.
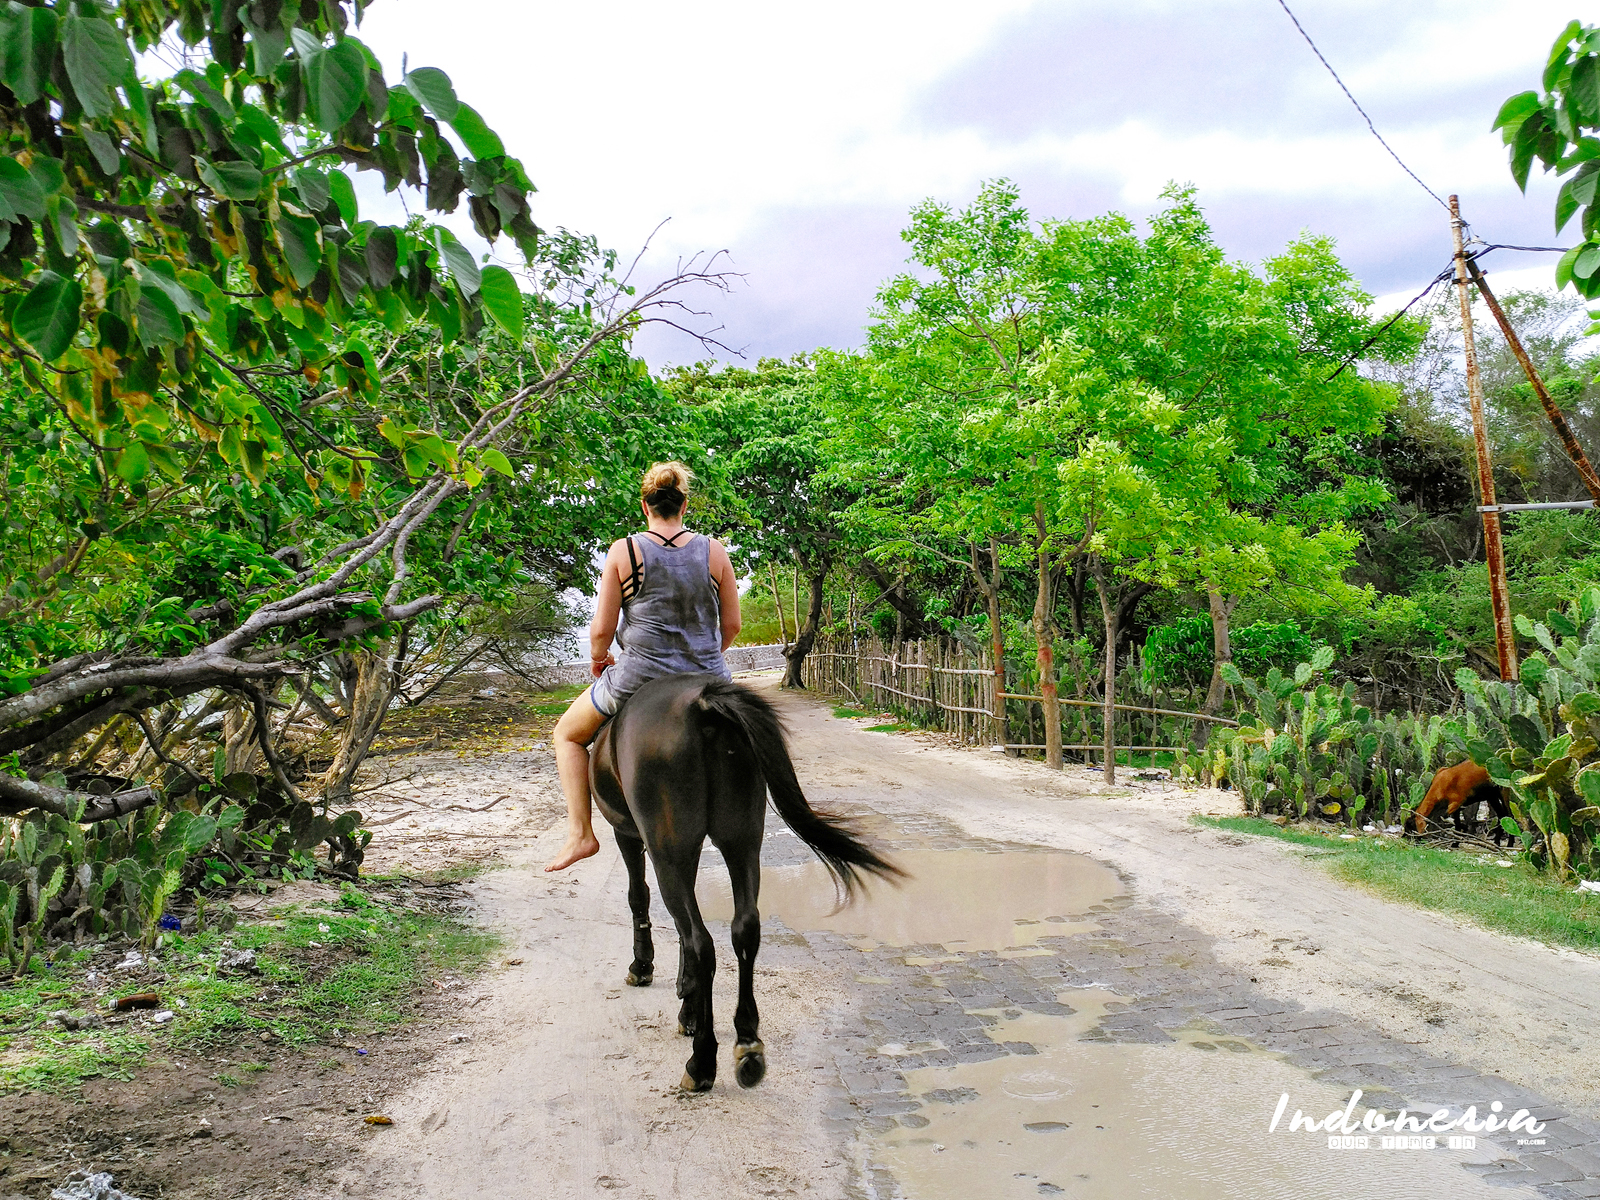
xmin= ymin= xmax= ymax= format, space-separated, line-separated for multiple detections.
xmin=640 ymin=460 xmax=694 ymax=516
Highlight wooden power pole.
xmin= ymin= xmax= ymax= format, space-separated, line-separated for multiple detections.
xmin=1450 ymin=195 xmax=1518 ymax=682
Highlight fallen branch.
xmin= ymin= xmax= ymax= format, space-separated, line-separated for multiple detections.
xmin=0 ymin=770 xmax=159 ymax=822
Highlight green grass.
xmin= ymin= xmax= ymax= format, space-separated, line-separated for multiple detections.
xmin=366 ymin=859 xmax=500 ymax=887
xmin=865 ymin=722 xmax=917 ymax=733
xmin=1195 ymin=815 xmax=1600 ymax=953
xmin=832 ymin=705 xmax=871 ymax=719
xmin=0 ymin=882 xmax=502 ymax=1091
xmin=529 ymin=682 xmax=586 ymax=716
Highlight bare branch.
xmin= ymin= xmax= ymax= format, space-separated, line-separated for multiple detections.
xmin=246 ymin=686 xmax=302 ymax=804
xmin=134 ymin=710 xmax=209 ymax=786
xmin=0 ymin=771 xmax=158 ymax=823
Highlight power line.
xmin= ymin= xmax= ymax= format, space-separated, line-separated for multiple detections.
xmin=1324 ymin=263 xmax=1456 ymax=381
xmin=1322 ymin=243 xmax=1574 ymax=381
xmin=1274 ymin=0 xmax=1451 ymax=213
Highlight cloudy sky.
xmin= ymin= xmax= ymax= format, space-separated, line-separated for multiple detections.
xmin=355 ymin=0 xmax=1574 ymax=366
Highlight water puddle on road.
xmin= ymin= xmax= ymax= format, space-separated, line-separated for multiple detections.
xmin=697 ymin=848 xmax=1126 ymax=952
xmin=702 ymin=844 xmax=1519 ymax=1199
xmin=875 ymin=995 xmax=1510 ymax=1200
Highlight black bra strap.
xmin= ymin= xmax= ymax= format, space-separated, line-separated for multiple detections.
xmin=643 ymin=528 xmax=693 ymax=547
xmin=622 ymin=536 xmax=641 ymax=601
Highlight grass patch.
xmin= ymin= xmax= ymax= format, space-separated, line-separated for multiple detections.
xmin=529 ymin=682 xmax=586 ymax=716
xmin=831 ymin=704 xmax=937 ymax=734
xmin=1116 ymin=750 xmax=1177 ymax=769
xmin=1195 ymin=815 xmax=1600 ymax=953
xmin=0 ymin=882 xmax=501 ymax=1091
xmin=365 ymin=859 xmax=500 ymax=887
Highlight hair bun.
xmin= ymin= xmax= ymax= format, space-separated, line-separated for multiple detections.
xmin=640 ymin=460 xmax=694 ymax=516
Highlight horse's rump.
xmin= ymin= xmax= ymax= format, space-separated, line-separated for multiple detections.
xmin=586 ymin=672 xmax=901 ymax=1093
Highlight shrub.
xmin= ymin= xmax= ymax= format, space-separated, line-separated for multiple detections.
xmin=1456 ymin=588 xmax=1600 ymax=880
xmin=1143 ymin=615 xmax=1319 ymax=691
xmin=1196 ymin=647 xmax=1474 ymax=831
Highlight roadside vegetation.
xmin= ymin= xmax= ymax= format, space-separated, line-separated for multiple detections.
xmin=1195 ymin=815 xmax=1600 ymax=954
xmin=0 ymin=879 xmax=500 ymax=1092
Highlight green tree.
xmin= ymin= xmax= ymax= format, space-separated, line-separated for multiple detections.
xmin=0 ymin=1 xmax=726 ymax=821
xmin=839 ymin=182 xmax=1392 ymax=776
xmin=1496 ymin=20 xmax=1600 ymax=299
xmin=667 ymin=356 xmax=849 ymax=686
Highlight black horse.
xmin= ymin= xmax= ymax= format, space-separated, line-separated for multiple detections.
xmin=589 ymin=673 xmax=901 ymax=1093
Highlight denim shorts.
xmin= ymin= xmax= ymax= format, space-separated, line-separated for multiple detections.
xmin=588 ymin=666 xmax=625 ymax=717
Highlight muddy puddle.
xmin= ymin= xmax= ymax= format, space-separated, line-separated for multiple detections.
xmin=874 ymin=992 xmax=1511 ymax=1200
xmin=697 ymin=848 xmax=1125 ymax=952
xmin=701 ymin=845 xmax=1519 ymax=1199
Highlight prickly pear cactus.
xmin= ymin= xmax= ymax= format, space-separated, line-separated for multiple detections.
xmin=1459 ymin=587 xmax=1600 ymax=879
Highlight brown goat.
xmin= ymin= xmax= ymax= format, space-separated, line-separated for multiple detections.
xmin=1411 ymin=761 xmax=1511 ymax=842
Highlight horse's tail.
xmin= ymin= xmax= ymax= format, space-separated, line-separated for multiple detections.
xmin=695 ymin=679 xmax=904 ymax=902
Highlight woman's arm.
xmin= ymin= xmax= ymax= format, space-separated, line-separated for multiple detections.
xmin=708 ymin=538 xmax=741 ymax=651
xmin=590 ymin=540 xmax=626 ymax=676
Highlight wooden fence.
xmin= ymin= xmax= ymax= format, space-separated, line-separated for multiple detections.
xmin=802 ymin=636 xmax=1235 ymax=761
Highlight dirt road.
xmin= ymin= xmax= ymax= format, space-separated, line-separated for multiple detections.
xmin=339 ymin=679 xmax=1600 ymax=1199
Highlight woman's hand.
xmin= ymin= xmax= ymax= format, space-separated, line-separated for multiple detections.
xmin=591 ymin=652 xmax=615 ymax=679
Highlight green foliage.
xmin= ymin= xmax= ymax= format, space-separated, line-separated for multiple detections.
xmin=1205 ymin=645 xmax=1470 ymax=830
xmin=1209 ymin=582 xmax=1600 ymax=882
xmin=1497 ymin=22 xmax=1600 ymax=299
xmin=1455 ymin=586 xmax=1600 ymax=879
xmin=0 ymin=0 xmax=536 ymax=466
xmin=0 ymin=777 xmax=371 ymax=975
xmin=1142 ymin=614 xmax=1319 ymax=690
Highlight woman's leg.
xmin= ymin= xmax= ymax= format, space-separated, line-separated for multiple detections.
xmin=545 ymin=688 xmax=608 ymax=872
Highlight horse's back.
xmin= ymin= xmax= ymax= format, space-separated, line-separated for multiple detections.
xmin=592 ymin=674 xmax=764 ymax=855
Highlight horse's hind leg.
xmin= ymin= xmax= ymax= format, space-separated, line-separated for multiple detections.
xmin=655 ymin=860 xmax=718 ymax=1092
xmin=725 ymin=845 xmax=766 ymax=1088
xmin=615 ymin=831 xmax=653 ymax=987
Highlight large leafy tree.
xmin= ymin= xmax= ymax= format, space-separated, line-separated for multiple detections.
xmin=0 ymin=1 xmax=723 ymax=821
xmin=667 ymin=357 xmax=852 ymax=687
xmin=837 ymin=182 xmax=1394 ymax=776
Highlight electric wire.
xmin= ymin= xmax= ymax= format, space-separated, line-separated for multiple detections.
xmin=1474 ymin=243 xmax=1570 ymax=255
xmin=1324 ymin=264 xmax=1456 ymax=381
xmin=1322 ymin=244 xmax=1568 ymax=382
xmin=1274 ymin=0 xmax=1451 ymax=213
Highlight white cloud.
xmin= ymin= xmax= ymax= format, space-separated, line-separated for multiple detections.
xmin=341 ymin=0 xmax=1588 ymax=359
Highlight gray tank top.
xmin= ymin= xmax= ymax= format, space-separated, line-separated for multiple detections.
xmin=611 ymin=532 xmax=730 ymax=693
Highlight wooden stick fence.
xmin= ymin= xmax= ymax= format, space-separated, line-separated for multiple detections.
xmin=803 ymin=636 xmax=1235 ymax=761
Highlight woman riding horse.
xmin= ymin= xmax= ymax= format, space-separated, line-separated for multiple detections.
xmin=545 ymin=461 xmax=742 ymax=872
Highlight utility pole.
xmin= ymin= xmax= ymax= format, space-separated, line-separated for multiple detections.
xmin=1450 ymin=195 xmax=1518 ymax=681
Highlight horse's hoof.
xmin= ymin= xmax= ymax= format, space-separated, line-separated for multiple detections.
xmin=734 ymin=1041 xmax=766 ymax=1089
xmin=679 ymin=1071 xmax=713 ymax=1093
xmin=626 ymin=971 xmax=653 ymax=987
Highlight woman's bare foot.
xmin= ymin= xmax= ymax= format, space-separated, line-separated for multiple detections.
xmin=545 ymin=829 xmax=600 ymax=872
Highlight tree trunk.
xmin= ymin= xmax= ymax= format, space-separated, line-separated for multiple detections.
xmin=222 ymin=704 xmax=261 ymax=776
xmin=322 ymin=647 xmax=394 ymax=806
xmin=782 ymin=567 xmax=828 ymax=687
xmin=1091 ymin=558 xmax=1118 ymax=784
xmin=768 ymin=561 xmax=790 ymax=648
xmin=860 ymin=559 xmax=924 ymax=640
xmin=1202 ymin=588 xmax=1239 ymax=715
xmin=1033 ymin=507 xmax=1061 ymax=770
xmin=972 ymin=539 xmax=1010 ymax=752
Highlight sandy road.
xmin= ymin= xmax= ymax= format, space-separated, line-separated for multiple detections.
xmin=340 ymin=680 xmax=1600 ymax=1199
xmin=786 ymin=716 xmax=1600 ymax=1121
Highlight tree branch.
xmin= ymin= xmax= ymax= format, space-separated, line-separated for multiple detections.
xmin=134 ymin=710 xmax=209 ymax=786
